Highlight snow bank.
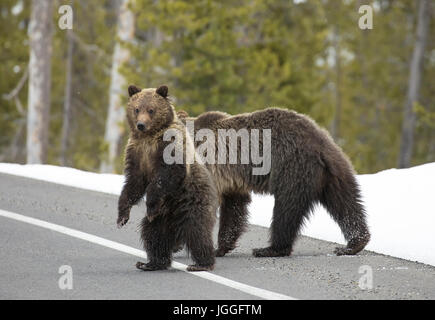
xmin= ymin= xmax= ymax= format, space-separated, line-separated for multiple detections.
xmin=1 ymin=162 xmax=434 ymax=266
xmin=250 ymin=163 xmax=435 ymax=266
xmin=0 ymin=164 xmax=124 ymax=195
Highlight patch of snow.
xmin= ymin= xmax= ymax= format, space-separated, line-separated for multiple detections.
xmin=249 ymin=163 xmax=435 ymax=266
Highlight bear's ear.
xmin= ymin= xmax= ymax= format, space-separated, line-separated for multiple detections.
xmin=176 ymin=110 xmax=189 ymax=119
xmin=156 ymin=85 xmax=168 ymax=98
xmin=128 ymin=85 xmax=141 ymax=97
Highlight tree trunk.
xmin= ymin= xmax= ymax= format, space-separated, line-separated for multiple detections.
xmin=398 ymin=0 xmax=431 ymax=168
xmin=27 ymin=0 xmax=54 ymax=164
xmin=331 ymin=25 xmax=342 ymax=141
xmin=60 ymin=28 xmax=74 ymax=167
xmin=100 ymin=0 xmax=135 ymax=173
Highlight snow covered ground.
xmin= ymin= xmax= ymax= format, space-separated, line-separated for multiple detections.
xmin=0 ymin=162 xmax=434 ymax=266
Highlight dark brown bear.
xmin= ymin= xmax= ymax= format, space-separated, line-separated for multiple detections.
xmin=178 ymin=108 xmax=370 ymax=258
xmin=117 ymin=85 xmax=218 ymax=272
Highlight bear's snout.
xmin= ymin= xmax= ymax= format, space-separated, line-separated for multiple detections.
xmin=137 ymin=122 xmax=146 ymax=132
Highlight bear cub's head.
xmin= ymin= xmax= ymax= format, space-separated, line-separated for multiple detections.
xmin=126 ymin=84 xmax=175 ymax=137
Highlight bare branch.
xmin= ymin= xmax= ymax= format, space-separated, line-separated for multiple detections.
xmin=2 ymin=66 xmax=29 ymax=116
xmin=69 ymin=30 xmax=108 ymax=59
xmin=2 ymin=66 xmax=29 ymax=101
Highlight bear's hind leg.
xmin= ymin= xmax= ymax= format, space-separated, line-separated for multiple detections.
xmin=137 ymin=217 xmax=174 ymax=271
xmin=216 ymin=192 xmax=251 ymax=257
xmin=320 ymin=173 xmax=370 ymax=256
xmin=184 ymin=219 xmax=215 ymax=272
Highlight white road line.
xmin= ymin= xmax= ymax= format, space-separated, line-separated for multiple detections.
xmin=0 ymin=209 xmax=295 ymax=300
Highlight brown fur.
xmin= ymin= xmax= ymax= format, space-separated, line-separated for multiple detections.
xmin=117 ymin=85 xmax=218 ymax=271
xmin=181 ymin=108 xmax=370 ymax=257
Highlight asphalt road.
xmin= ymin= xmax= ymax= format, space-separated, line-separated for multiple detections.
xmin=0 ymin=172 xmax=434 ymax=300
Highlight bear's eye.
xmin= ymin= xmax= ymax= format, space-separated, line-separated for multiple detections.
xmin=135 ymin=108 xmax=139 ymax=114
xmin=148 ymin=109 xmax=154 ymax=115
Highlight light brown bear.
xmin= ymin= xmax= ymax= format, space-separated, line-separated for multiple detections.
xmin=117 ymin=85 xmax=218 ymax=271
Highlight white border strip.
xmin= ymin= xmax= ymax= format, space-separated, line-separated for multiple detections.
xmin=0 ymin=209 xmax=295 ymax=300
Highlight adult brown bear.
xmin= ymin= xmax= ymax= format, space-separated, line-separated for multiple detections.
xmin=117 ymin=85 xmax=218 ymax=271
xmin=178 ymin=108 xmax=370 ymax=258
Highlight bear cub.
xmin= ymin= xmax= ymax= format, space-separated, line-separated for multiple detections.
xmin=117 ymin=85 xmax=218 ymax=272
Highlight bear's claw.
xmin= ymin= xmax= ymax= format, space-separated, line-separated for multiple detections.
xmin=117 ymin=215 xmax=129 ymax=228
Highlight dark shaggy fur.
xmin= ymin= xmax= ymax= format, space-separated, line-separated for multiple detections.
xmin=117 ymin=85 xmax=218 ymax=271
xmin=179 ymin=108 xmax=370 ymax=257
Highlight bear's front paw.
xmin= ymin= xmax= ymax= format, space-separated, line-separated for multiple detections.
xmin=215 ymin=247 xmax=229 ymax=257
xmin=252 ymin=247 xmax=292 ymax=257
xmin=187 ymin=264 xmax=214 ymax=272
xmin=117 ymin=214 xmax=130 ymax=228
xmin=136 ymin=261 xmax=167 ymax=271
